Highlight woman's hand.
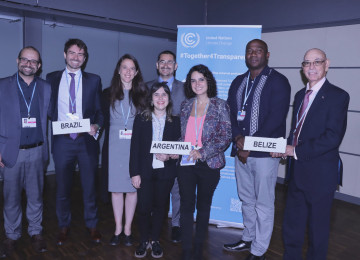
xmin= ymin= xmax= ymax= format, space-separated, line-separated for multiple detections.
xmin=156 ymin=154 xmax=170 ymax=162
xmin=189 ymin=149 xmax=202 ymax=161
xmin=131 ymin=175 xmax=141 ymax=189
xmin=169 ymin=154 xmax=179 ymax=159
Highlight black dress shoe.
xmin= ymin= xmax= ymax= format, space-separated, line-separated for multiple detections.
xmin=3 ymin=238 xmax=16 ymax=257
xmin=223 ymin=239 xmax=251 ymax=251
xmin=123 ymin=234 xmax=133 ymax=246
xmin=31 ymin=234 xmax=47 ymax=253
xmin=87 ymin=228 xmax=101 ymax=243
xmin=109 ymin=233 xmax=123 ymax=246
xmin=244 ymin=252 xmax=266 ymax=260
xmin=57 ymin=227 xmax=70 ymax=246
xmin=171 ymin=226 xmax=181 ymax=243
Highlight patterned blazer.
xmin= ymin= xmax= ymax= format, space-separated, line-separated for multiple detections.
xmin=180 ymin=97 xmax=231 ymax=169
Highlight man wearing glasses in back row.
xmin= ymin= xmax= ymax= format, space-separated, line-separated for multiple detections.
xmin=146 ymin=50 xmax=186 ymax=243
xmin=0 ymin=46 xmax=51 ymax=256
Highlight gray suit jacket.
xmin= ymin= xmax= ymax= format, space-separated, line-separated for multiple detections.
xmin=0 ymin=73 xmax=51 ymax=168
xmin=146 ymin=78 xmax=185 ymax=116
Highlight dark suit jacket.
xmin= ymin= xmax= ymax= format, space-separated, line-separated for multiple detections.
xmin=288 ymin=79 xmax=349 ymax=195
xmin=46 ymin=70 xmax=104 ymax=152
xmin=146 ymin=79 xmax=185 ymax=116
xmin=0 ymin=74 xmax=51 ymax=168
xmin=129 ymin=114 xmax=181 ymax=180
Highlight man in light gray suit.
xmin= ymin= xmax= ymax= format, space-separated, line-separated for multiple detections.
xmin=146 ymin=50 xmax=186 ymax=242
xmin=0 ymin=46 xmax=51 ymax=256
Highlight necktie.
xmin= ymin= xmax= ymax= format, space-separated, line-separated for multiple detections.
xmin=69 ymin=73 xmax=77 ymax=140
xmin=293 ymin=89 xmax=313 ymax=146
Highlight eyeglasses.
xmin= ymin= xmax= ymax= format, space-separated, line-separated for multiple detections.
xmin=19 ymin=57 xmax=39 ymax=66
xmin=158 ymin=60 xmax=176 ymax=65
xmin=301 ymin=60 xmax=326 ymax=67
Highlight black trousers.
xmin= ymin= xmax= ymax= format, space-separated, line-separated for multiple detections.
xmin=178 ymin=161 xmax=220 ymax=250
xmin=136 ymin=169 xmax=174 ymax=242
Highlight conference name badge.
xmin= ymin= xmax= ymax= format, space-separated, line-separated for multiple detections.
xmin=52 ymin=119 xmax=91 ymax=135
xmin=22 ymin=118 xmax=36 ymax=128
xmin=243 ymin=136 xmax=286 ymax=153
xmin=119 ymin=129 xmax=132 ymax=139
xmin=180 ymin=145 xmax=200 ymax=166
xmin=237 ymin=110 xmax=246 ymax=121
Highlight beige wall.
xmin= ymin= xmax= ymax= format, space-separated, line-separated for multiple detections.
xmin=262 ymin=24 xmax=360 ymax=198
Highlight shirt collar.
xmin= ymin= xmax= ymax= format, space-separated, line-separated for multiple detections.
xmin=158 ymin=76 xmax=174 ymax=86
xmin=306 ymin=77 xmax=326 ymax=93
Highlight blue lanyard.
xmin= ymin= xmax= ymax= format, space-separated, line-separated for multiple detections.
xmin=194 ymin=99 xmax=209 ymax=147
xmin=242 ymin=73 xmax=256 ymax=110
xmin=16 ymin=72 xmax=37 ymax=118
xmin=120 ymin=101 xmax=132 ymax=130
xmin=65 ymin=69 xmax=82 ymax=114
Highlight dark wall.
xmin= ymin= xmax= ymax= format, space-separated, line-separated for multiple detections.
xmin=206 ymin=0 xmax=360 ymax=32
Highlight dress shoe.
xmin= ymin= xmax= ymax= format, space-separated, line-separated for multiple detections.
xmin=3 ymin=238 xmax=16 ymax=257
xmin=171 ymin=226 xmax=181 ymax=243
xmin=223 ymin=239 xmax=251 ymax=251
xmin=87 ymin=228 xmax=101 ymax=243
xmin=31 ymin=234 xmax=47 ymax=253
xmin=244 ymin=252 xmax=266 ymax=260
xmin=57 ymin=227 xmax=70 ymax=246
xmin=109 ymin=232 xmax=124 ymax=246
xmin=123 ymin=234 xmax=133 ymax=246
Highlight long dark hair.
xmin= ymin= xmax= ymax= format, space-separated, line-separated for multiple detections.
xmin=109 ymin=54 xmax=147 ymax=113
xmin=184 ymin=64 xmax=217 ymax=99
xmin=142 ymin=82 xmax=173 ymax=122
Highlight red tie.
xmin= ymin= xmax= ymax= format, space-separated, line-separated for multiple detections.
xmin=293 ymin=90 xmax=313 ymax=146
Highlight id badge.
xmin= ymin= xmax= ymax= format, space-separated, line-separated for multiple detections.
xmin=119 ymin=129 xmax=132 ymax=139
xmin=180 ymin=145 xmax=200 ymax=166
xmin=22 ymin=118 xmax=36 ymax=128
xmin=237 ymin=110 xmax=246 ymax=121
xmin=66 ymin=113 xmax=80 ymax=120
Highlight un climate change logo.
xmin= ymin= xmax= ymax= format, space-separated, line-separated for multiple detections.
xmin=181 ymin=32 xmax=200 ymax=48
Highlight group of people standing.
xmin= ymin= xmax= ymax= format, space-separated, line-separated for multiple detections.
xmin=0 ymin=37 xmax=349 ymax=260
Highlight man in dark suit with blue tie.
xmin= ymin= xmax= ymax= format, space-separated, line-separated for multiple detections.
xmin=146 ymin=50 xmax=186 ymax=243
xmin=0 ymin=46 xmax=50 ymax=256
xmin=275 ymin=48 xmax=350 ymax=259
xmin=47 ymin=39 xmax=104 ymax=245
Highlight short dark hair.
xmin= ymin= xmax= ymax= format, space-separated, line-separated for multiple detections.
xmin=246 ymin=39 xmax=269 ymax=53
xmin=157 ymin=50 xmax=176 ymax=62
xmin=18 ymin=46 xmax=42 ymax=65
xmin=64 ymin=38 xmax=88 ymax=59
xmin=184 ymin=64 xmax=217 ymax=99
xmin=142 ymin=82 xmax=173 ymax=122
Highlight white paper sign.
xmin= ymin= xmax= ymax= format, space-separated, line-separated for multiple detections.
xmin=150 ymin=141 xmax=192 ymax=155
xmin=244 ymin=136 xmax=286 ymax=153
xmin=52 ymin=119 xmax=91 ymax=135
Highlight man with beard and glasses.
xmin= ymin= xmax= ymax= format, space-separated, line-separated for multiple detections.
xmin=0 ymin=46 xmax=51 ymax=256
xmin=224 ymin=39 xmax=291 ymax=260
xmin=146 ymin=50 xmax=186 ymax=243
xmin=47 ymin=39 xmax=104 ymax=246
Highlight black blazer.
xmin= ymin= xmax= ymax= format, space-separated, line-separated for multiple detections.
xmin=130 ymin=114 xmax=181 ymax=180
xmin=46 ymin=70 xmax=104 ymax=152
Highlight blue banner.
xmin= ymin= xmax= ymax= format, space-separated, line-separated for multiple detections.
xmin=176 ymin=25 xmax=262 ymax=227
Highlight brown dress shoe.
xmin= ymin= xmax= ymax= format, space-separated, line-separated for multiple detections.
xmin=3 ymin=238 xmax=16 ymax=256
xmin=31 ymin=234 xmax=47 ymax=253
xmin=87 ymin=228 xmax=101 ymax=243
xmin=57 ymin=227 xmax=70 ymax=246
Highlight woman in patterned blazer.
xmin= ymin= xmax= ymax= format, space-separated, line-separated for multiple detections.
xmin=178 ymin=64 xmax=232 ymax=260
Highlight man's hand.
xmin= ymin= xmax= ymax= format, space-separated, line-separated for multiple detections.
xmin=285 ymin=145 xmax=295 ymax=157
xmin=235 ymin=135 xmax=245 ymax=151
xmin=131 ymin=175 xmax=141 ymax=189
xmin=237 ymin=150 xmax=250 ymax=164
xmin=88 ymin=124 xmax=99 ymax=136
xmin=0 ymin=153 xmax=4 ymax=168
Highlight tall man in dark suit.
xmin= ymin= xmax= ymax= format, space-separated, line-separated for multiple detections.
xmin=47 ymin=39 xmax=104 ymax=245
xmin=225 ymin=39 xmax=291 ymax=260
xmin=146 ymin=50 xmax=186 ymax=242
xmin=277 ymin=48 xmax=349 ymax=260
xmin=0 ymin=46 xmax=51 ymax=256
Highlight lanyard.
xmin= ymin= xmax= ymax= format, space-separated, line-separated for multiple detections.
xmin=120 ymin=101 xmax=132 ymax=130
xmin=16 ymin=72 xmax=37 ymax=118
xmin=242 ymin=73 xmax=256 ymax=110
xmin=65 ymin=69 xmax=82 ymax=114
xmin=294 ymin=90 xmax=315 ymax=132
xmin=194 ymin=99 xmax=209 ymax=147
